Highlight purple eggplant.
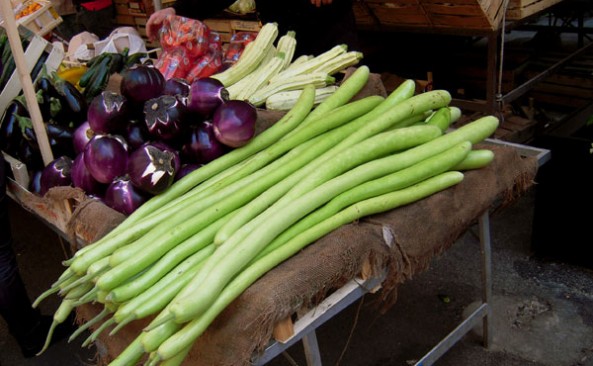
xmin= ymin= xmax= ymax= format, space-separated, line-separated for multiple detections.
xmin=104 ymin=176 xmax=150 ymax=215
xmin=127 ymin=141 xmax=180 ymax=195
xmin=39 ymin=156 xmax=73 ymax=196
xmin=181 ymin=121 xmax=227 ymax=165
xmin=187 ymin=77 xmax=229 ymax=118
xmin=212 ymin=100 xmax=257 ymax=148
xmin=87 ymin=91 xmax=130 ymax=134
xmin=83 ymin=134 xmax=128 ymax=184
xmin=73 ymin=121 xmax=94 ymax=155
xmin=163 ymin=77 xmax=191 ymax=97
xmin=71 ymin=153 xmax=106 ymax=197
xmin=0 ymin=96 xmax=28 ymax=157
xmin=120 ymin=64 xmax=165 ymax=106
xmin=143 ymin=94 xmax=189 ymax=141
xmin=125 ymin=119 xmax=150 ymax=151
xmin=174 ymin=163 xmax=201 ymax=182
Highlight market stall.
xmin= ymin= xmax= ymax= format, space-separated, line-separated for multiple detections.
xmin=3 ymin=2 xmax=547 ymax=365
xmin=7 ymin=137 xmax=547 ymax=366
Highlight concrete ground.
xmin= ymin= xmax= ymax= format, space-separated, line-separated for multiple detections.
xmin=1 ymin=180 xmax=593 ymax=365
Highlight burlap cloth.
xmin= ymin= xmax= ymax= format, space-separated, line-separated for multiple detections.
xmin=54 ymin=69 xmax=539 ymax=364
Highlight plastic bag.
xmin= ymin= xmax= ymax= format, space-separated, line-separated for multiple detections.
xmin=223 ymin=31 xmax=257 ymax=67
xmin=159 ymin=15 xmax=210 ymax=59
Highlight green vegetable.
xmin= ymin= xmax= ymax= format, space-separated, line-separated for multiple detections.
xmin=167 ymin=125 xmax=444 ymax=324
xmin=256 ymin=141 xmax=473 ymax=260
xmin=153 ymin=171 xmax=466 ymax=362
xmin=452 ymin=148 xmax=495 ymax=170
xmin=212 ymin=22 xmax=279 ymax=86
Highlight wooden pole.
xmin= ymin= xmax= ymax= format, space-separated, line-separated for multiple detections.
xmin=0 ymin=1 xmax=54 ymax=166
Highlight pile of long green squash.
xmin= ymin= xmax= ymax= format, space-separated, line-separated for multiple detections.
xmin=33 ymin=65 xmax=499 ymax=366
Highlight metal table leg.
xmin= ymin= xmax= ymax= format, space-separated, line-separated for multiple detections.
xmin=414 ymin=211 xmax=493 ymax=365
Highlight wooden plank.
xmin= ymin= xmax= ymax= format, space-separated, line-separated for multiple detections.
xmin=229 ymin=19 xmax=261 ymax=32
xmin=2 ymin=152 xmax=30 ymax=188
xmin=506 ymin=0 xmax=562 ymax=20
xmin=116 ymin=14 xmax=136 ymax=25
xmin=368 ymin=3 xmax=431 ymax=26
xmin=423 ymin=3 xmax=488 ymax=17
xmin=355 ymin=0 xmax=503 ymax=29
xmin=429 ymin=13 xmax=494 ymax=29
xmin=204 ymin=18 xmax=233 ymax=33
xmin=272 ymin=317 xmax=294 ymax=343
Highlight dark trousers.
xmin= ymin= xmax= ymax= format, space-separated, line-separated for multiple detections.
xmin=0 ymin=154 xmax=42 ymax=342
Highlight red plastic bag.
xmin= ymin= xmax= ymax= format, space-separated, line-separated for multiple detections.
xmin=223 ymin=31 xmax=258 ymax=66
xmin=208 ymin=31 xmax=223 ymax=53
xmin=186 ymin=49 xmax=223 ymax=83
xmin=155 ymin=46 xmax=193 ymax=80
xmin=159 ymin=15 xmax=211 ymax=59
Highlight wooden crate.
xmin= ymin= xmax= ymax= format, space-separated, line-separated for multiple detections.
xmin=1 ymin=0 xmax=62 ymax=36
xmin=506 ymin=0 xmax=563 ymax=20
xmin=203 ymin=18 xmax=261 ymax=43
xmin=353 ymin=0 xmax=505 ymax=31
xmin=0 ymin=25 xmax=64 ymax=114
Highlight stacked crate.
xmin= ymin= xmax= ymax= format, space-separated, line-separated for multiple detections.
xmin=202 ymin=18 xmax=261 ymax=43
xmin=0 ymin=0 xmax=62 ymax=37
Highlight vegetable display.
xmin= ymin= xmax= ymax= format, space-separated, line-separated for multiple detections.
xmin=32 ymin=65 xmax=501 ymax=365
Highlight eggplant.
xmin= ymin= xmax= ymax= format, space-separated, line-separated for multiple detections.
xmin=84 ymin=134 xmax=129 ymax=184
xmin=127 ymin=141 xmax=180 ymax=195
xmin=0 ymin=96 xmax=28 ymax=156
xmin=16 ymin=139 xmax=43 ymax=172
xmin=39 ymin=156 xmax=73 ymax=196
xmin=87 ymin=91 xmax=131 ymax=134
xmin=17 ymin=115 xmax=76 ymax=159
xmin=181 ymin=121 xmax=227 ymax=165
xmin=187 ymin=77 xmax=229 ymax=118
xmin=34 ymin=68 xmax=87 ymax=128
xmin=73 ymin=121 xmax=94 ymax=155
xmin=120 ymin=64 xmax=165 ymax=106
xmin=71 ymin=153 xmax=106 ymax=197
xmin=46 ymin=123 xmax=76 ymax=158
xmin=51 ymin=73 xmax=88 ymax=127
xmin=212 ymin=100 xmax=257 ymax=148
xmin=143 ymin=94 xmax=189 ymax=141
xmin=35 ymin=74 xmax=61 ymax=122
xmin=104 ymin=175 xmax=149 ymax=215
xmin=163 ymin=77 xmax=191 ymax=97
xmin=125 ymin=119 xmax=150 ymax=151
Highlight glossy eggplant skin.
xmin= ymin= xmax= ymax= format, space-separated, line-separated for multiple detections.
xmin=0 ymin=98 xmax=28 ymax=157
xmin=24 ymin=124 xmax=75 ymax=159
xmin=35 ymin=72 xmax=87 ymax=128
xmin=36 ymin=74 xmax=59 ymax=122
xmin=51 ymin=76 xmax=88 ymax=128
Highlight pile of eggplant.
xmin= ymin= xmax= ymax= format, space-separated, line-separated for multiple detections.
xmin=1 ymin=63 xmax=258 ymax=216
